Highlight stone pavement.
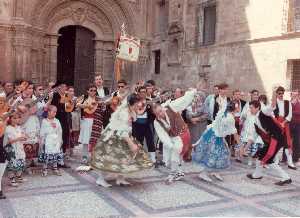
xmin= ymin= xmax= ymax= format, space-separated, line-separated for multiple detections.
xmin=1 ymin=150 xmax=300 ymax=218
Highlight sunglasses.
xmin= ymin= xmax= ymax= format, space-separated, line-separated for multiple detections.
xmin=118 ymin=86 xmax=125 ymax=88
xmin=89 ymin=89 xmax=97 ymax=92
xmin=278 ymin=92 xmax=284 ymax=95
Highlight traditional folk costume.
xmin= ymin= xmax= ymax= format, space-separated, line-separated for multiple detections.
xmin=91 ymin=99 xmax=153 ymax=186
xmin=186 ymin=91 xmax=208 ymax=144
xmin=92 ymin=99 xmax=153 ymax=173
xmin=154 ymin=89 xmax=196 ymax=183
xmin=272 ymin=99 xmax=296 ymax=169
xmin=132 ymin=101 xmax=156 ymax=162
xmin=291 ymin=100 xmax=300 ymax=162
xmin=51 ymin=92 xmax=71 ymax=154
xmin=247 ymin=107 xmax=291 ymax=185
xmin=70 ymin=107 xmax=81 ymax=150
xmin=236 ymin=101 xmax=259 ymax=164
xmin=79 ymin=96 xmax=96 ymax=163
xmin=3 ymin=125 xmax=26 ymax=185
xmin=40 ymin=118 xmax=64 ymax=175
xmin=89 ymin=86 xmax=110 ymax=151
xmin=192 ymin=108 xmax=237 ymax=182
xmin=22 ymin=114 xmax=40 ymax=171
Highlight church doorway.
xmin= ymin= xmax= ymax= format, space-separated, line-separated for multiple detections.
xmin=57 ymin=25 xmax=96 ymax=95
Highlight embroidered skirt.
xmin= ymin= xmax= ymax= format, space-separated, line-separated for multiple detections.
xmin=79 ymin=118 xmax=94 ymax=145
xmin=91 ymin=133 xmax=153 ymax=174
xmin=192 ymin=128 xmax=231 ymax=170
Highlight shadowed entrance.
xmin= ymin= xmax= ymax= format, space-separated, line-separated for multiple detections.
xmin=57 ymin=25 xmax=96 ymax=94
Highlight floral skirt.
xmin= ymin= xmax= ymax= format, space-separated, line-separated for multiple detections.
xmin=38 ymin=152 xmax=64 ymax=165
xmin=91 ymin=134 xmax=153 ymax=174
xmin=7 ymin=159 xmax=25 ymax=172
xmin=192 ymin=128 xmax=230 ymax=170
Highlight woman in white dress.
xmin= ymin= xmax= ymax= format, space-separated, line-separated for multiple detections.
xmin=91 ymin=93 xmax=153 ymax=187
xmin=192 ymin=101 xmax=241 ymax=182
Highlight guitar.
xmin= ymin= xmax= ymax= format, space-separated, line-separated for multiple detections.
xmin=65 ymin=95 xmax=84 ymax=112
xmin=83 ymin=87 xmax=131 ymax=115
xmin=83 ymin=95 xmax=112 ymax=115
xmin=18 ymin=86 xmax=62 ymax=124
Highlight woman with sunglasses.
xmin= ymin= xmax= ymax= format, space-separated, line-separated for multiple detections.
xmin=77 ymin=84 xmax=98 ymax=165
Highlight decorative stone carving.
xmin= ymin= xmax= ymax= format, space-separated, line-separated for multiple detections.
xmin=71 ymin=6 xmax=87 ymax=25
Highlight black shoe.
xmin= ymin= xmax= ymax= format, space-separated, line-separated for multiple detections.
xmin=288 ymin=165 xmax=297 ymax=170
xmin=0 ymin=191 xmax=6 ymax=199
xmin=58 ymin=164 xmax=71 ymax=169
xmin=235 ymin=159 xmax=242 ymax=163
xmin=247 ymin=174 xmax=263 ymax=180
xmin=274 ymin=179 xmax=292 ymax=186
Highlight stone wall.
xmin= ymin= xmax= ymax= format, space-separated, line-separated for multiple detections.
xmin=0 ymin=0 xmax=300 ymax=98
xmin=145 ymin=0 xmax=300 ymax=98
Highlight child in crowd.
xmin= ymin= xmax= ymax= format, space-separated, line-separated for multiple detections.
xmin=40 ymin=105 xmax=64 ymax=176
xmin=4 ymin=113 xmax=27 ymax=187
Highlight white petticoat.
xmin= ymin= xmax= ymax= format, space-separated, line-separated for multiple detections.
xmin=79 ymin=118 xmax=94 ymax=145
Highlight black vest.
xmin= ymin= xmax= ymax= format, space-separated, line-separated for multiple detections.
xmin=256 ymin=111 xmax=284 ymax=142
xmin=274 ymin=100 xmax=289 ymax=118
xmin=213 ymin=95 xmax=231 ymax=120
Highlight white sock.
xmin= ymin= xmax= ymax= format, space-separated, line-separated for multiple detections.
xmin=274 ymin=148 xmax=283 ymax=165
xmin=149 ymin=152 xmax=156 ymax=162
xmin=285 ymin=149 xmax=295 ymax=167
xmin=269 ymin=163 xmax=290 ymax=181
xmin=252 ymin=159 xmax=263 ymax=178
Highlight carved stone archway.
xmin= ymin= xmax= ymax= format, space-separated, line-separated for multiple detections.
xmin=25 ymin=0 xmax=137 ymax=86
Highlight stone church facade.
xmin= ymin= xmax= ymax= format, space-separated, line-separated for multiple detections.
xmin=1 ymin=0 xmax=300 ymax=95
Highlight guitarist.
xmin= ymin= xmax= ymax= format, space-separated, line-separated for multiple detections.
xmin=89 ymin=75 xmax=110 ymax=154
xmin=94 ymin=74 xmax=109 ymax=98
xmin=77 ymin=84 xmax=98 ymax=165
xmin=35 ymin=84 xmax=54 ymax=123
xmin=51 ymin=83 xmax=70 ymax=168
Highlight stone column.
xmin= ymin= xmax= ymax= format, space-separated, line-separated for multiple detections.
xmin=46 ymin=34 xmax=59 ymax=83
xmin=94 ymin=39 xmax=104 ymax=74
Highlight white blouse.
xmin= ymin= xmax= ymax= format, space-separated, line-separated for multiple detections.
xmin=102 ymin=100 xmax=132 ymax=141
xmin=4 ymin=125 xmax=26 ymax=160
xmin=40 ymin=118 xmax=63 ymax=154
xmin=212 ymin=111 xmax=237 ymax=137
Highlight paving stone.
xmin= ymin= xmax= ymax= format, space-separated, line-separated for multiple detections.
xmin=10 ymin=190 xmax=121 ymax=218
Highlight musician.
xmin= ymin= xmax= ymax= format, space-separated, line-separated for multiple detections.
xmin=246 ymin=100 xmax=292 ymax=186
xmin=35 ymin=84 xmax=53 ymax=123
xmin=67 ymin=86 xmax=81 ymax=156
xmin=89 ymin=75 xmax=110 ymax=152
xmin=94 ymin=74 xmax=109 ymax=97
xmin=145 ymin=82 xmax=155 ymax=100
xmin=112 ymin=79 xmax=128 ymax=98
xmin=153 ymin=88 xmax=196 ymax=184
xmin=3 ymin=82 xmax=14 ymax=97
xmin=77 ymin=84 xmax=98 ymax=165
xmin=51 ymin=83 xmax=70 ymax=168
xmin=272 ymin=86 xmax=296 ymax=170
xmin=132 ymin=86 xmax=156 ymax=162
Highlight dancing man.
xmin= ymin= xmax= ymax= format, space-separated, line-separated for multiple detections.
xmin=153 ymin=88 xmax=196 ymax=184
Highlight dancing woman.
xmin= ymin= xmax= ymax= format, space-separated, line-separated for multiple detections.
xmin=192 ymin=101 xmax=240 ymax=182
xmin=91 ymin=93 xmax=153 ymax=187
